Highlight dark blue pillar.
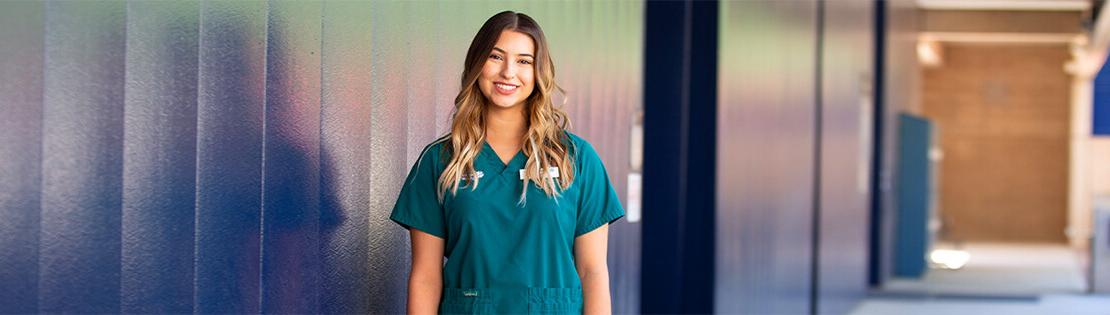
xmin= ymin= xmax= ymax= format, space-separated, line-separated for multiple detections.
xmin=1094 ymin=54 xmax=1110 ymax=135
xmin=641 ymin=1 xmax=718 ymax=313
xmin=869 ymin=0 xmax=888 ymax=287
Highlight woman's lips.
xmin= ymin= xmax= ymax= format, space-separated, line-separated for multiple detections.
xmin=494 ymin=82 xmax=518 ymax=95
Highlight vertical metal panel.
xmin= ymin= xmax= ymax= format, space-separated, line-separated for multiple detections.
xmin=432 ymin=2 xmax=462 ymax=136
xmin=716 ymin=1 xmax=817 ymax=313
xmin=606 ymin=1 xmax=639 ymax=313
xmin=194 ymin=1 xmax=267 ymax=313
xmin=38 ymin=1 xmax=125 ymax=313
xmin=405 ymin=1 xmax=440 ymax=162
xmin=873 ymin=0 xmax=922 ymax=287
xmin=580 ymin=1 xmax=598 ymax=146
xmin=319 ymin=2 xmax=373 ymax=313
xmin=121 ymin=1 xmax=199 ymax=313
xmin=366 ymin=2 xmax=411 ymax=312
xmin=818 ymin=1 xmax=873 ymax=314
xmin=260 ymin=1 xmax=322 ymax=313
xmin=613 ymin=3 xmax=643 ymax=313
xmin=0 ymin=2 xmax=43 ymax=313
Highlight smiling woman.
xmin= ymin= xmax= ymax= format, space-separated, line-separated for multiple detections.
xmin=388 ymin=11 xmax=625 ymax=315
xmin=479 ymin=32 xmax=535 ymax=108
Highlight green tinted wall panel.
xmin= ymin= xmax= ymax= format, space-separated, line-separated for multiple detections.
xmin=319 ymin=2 xmax=373 ymax=313
xmin=365 ymin=3 xmax=412 ymax=312
xmin=716 ymin=1 xmax=818 ymax=313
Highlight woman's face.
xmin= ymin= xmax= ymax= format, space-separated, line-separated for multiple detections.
xmin=478 ymin=30 xmax=536 ymax=109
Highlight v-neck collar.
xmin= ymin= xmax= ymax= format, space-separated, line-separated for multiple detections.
xmin=481 ymin=141 xmax=526 ymax=176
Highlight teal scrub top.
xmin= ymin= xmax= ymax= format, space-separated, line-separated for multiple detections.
xmin=390 ymin=131 xmax=625 ymax=314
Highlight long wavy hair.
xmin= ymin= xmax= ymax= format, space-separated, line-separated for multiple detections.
xmin=436 ymin=11 xmax=574 ymax=204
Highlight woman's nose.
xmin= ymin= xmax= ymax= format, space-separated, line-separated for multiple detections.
xmin=500 ymin=62 xmax=516 ymax=79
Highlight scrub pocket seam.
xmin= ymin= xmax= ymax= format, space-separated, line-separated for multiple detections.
xmin=526 ymin=287 xmax=583 ymax=314
xmin=439 ymin=301 xmax=494 ymax=315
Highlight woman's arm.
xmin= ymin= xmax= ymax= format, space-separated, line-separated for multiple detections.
xmin=574 ymin=223 xmax=612 ymax=315
xmin=407 ymin=229 xmax=445 ymax=315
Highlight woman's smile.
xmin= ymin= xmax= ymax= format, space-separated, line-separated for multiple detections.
xmin=494 ymin=81 xmax=519 ymax=95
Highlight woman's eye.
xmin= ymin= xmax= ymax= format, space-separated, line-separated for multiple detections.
xmin=489 ymin=54 xmax=503 ymax=61
xmin=519 ymin=59 xmax=533 ymax=65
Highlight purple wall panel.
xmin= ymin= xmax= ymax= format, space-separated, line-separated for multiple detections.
xmin=121 ymin=2 xmax=199 ymax=313
xmin=819 ymin=1 xmax=874 ymax=314
xmin=260 ymin=1 xmax=323 ymax=313
xmin=194 ymin=1 xmax=267 ymax=312
xmin=0 ymin=2 xmax=43 ymax=313
xmin=39 ymin=1 xmax=126 ymax=312
xmin=716 ymin=1 xmax=818 ymax=313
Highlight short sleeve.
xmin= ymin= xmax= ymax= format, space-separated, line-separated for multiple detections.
xmin=574 ymin=138 xmax=625 ymax=237
xmin=389 ymin=144 xmax=447 ymax=239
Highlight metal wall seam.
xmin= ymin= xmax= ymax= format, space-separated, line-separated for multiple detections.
xmin=195 ymin=1 xmax=267 ymax=312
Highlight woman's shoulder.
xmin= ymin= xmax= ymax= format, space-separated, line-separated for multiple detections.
xmin=562 ymin=130 xmax=585 ymax=147
xmin=561 ymin=130 xmax=600 ymax=162
xmin=416 ymin=135 xmax=451 ymax=165
xmin=423 ymin=135 xmax=451 ymax=151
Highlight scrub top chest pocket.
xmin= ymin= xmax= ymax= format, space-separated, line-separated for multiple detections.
xmin=444 ymin=165 xmax=582 ymax=243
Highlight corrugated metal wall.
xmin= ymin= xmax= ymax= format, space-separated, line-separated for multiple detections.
xmin=716 ymin=1 xmax=819 ymax=313
xmin=715 ymin=1 xmax=874 ymax=313
xmin=818 ymin=1 xmax=874 ymax=314
xmin=0 ymin=2 xmax=44 ymax=314
xmin=0 ymin=1 xmax=642 ymax=313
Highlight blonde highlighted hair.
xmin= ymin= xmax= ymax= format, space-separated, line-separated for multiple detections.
xmin=437 ymin=11 xmax=574 ymax=204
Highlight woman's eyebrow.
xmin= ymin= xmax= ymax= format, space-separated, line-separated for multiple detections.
xmin=492 ymin=47 xmax=534 ymax=58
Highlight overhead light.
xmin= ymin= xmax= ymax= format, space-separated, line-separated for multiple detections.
xmin=917 ymin=38 xmax=944 ymax=68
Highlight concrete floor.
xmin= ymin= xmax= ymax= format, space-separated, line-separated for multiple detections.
xmin=850 ymin=243 xmax=1110 ymax=315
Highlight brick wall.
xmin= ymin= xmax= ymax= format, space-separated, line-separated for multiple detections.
xmin=923 ymin=44 xmax=1071 ymax=242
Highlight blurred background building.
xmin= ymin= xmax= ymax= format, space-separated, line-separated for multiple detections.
xmin=0 ymin=0 xmax=1109 ymax=314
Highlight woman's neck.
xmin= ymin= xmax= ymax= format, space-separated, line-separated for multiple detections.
xmin=484 ymin=104 xmax=527 ymax=144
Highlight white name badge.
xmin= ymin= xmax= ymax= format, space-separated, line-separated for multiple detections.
xmin=519 ymin=167 xmax=560 ymax=180
xmin=463 ymin=171 xmax=483 ymax=181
